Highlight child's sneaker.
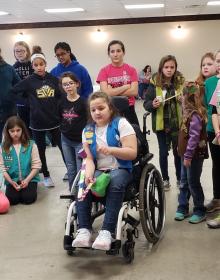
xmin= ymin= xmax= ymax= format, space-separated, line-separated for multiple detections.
xmin=163 ymin=180 xmax=171 ymax=191
xmin=205 ymin=199 xmax=220 ymax=213
xmin=72 ymin=228 xmax=92 ymax=248
xmin=92 ymin=230 xmax=112 ymax=251
xmin=43 ymin=176 xmax=54 ymax=188
xmin=188 ymin=214 xmax=206 ymax=224
xmin=206 ymin=214 xmax=220 ymax=229
xmin=174 ymin=211 xmax=189 ymax=221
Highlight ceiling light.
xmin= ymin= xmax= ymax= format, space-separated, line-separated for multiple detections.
xmin=207 ymin=1 xmax=220 ymax=5
xmin=44 ymin=8 xmax=84 ymax=13
xmin=0 ymin=11 xmax=9 ymax=16
xmin=90 ymin=28 xmax=108 ymax=43
xmin=171 ymin=25 xmax=187 ymax=39
xmin=124 ymin=4 xmax=164 ymax=9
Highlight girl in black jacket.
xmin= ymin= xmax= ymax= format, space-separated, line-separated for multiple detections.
xmin=12 ymin=52 xmax=65 ymax=188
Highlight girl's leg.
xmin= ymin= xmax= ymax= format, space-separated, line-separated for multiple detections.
xmin=76 ymin=190 xmax=93 ymax=230
xmin=171 ymin=137 xmax=181 ymax=182
xmin=49 ymin=128 xmax=66 ymax=164
xmin=61 ymin=134 xmax=82 ymax=191
xmin=102 ymin=169 xmax=133 ymax=233
xmin=156 ymin=131 xmax=169 ymax=181
xmin=20 ymin=182 xmax=38 ymax=204
xmin=187 ymin=158 xmax=206 ymax=216
xmin=5 ymin=184 xmax=20 ymax=205
xmin=177 ymin=162 xmax=190 ymax=215
xmin=32 ymin=130 xmax=49 ymax=177
xmin=208 ymin=132 xmax=220 ymax=199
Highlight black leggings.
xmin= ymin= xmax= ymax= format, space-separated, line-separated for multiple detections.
xmin=32 ymin=128 xmax=65 ymax=177
xmin=6 ymin=182 xmax=38 ymax=205
xmin=208 ymin=132 xmax=220 ymax=199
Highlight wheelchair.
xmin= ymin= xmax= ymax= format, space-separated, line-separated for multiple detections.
xmin=60 ymin=96 xmax=165 ymax=263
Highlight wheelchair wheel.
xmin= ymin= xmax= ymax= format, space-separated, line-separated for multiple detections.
xmin=139 ymin=163 xmax=165 ymax=244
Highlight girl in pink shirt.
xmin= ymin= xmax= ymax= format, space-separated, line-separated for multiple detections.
xmin=97 ymin=40 xmax=139 ymax=126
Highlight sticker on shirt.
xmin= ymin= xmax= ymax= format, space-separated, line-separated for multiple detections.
xmin=37 ymin=85 xmax=55 ymax=98
xmin=84 ymin=128 xmax=94 ymax=144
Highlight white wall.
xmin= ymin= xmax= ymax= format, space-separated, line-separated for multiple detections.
xmin=0 ymin=20 xmax=220 ymax=82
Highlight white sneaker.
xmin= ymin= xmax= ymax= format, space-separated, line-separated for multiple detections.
xmin=72 ymin=228 xmax=92 ymax=248
xmin=43 ymin=177 xmax=55 ymax=188
xmin=92 ymin=230 xmax=112 ymax=251
xmin=163 ymin=180 xmax=171 ymax=191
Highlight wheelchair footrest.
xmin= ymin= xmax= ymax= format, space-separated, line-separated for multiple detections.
xmin=60 ymin=194 xmax=75 ymax=200
xmin=106 ymin=240 xmax=121 ymax=255
xmin=64 ymin=235 xmax=73 ymax=250
xmin=125 ymin=214 xmax=140 ymax=228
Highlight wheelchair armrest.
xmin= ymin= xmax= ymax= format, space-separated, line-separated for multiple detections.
xmin=60 ymin=194 xmax=75 ymax=200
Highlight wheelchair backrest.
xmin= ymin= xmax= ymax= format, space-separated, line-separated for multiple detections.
xmin=111 ymin=96 xmax=149 ymax=160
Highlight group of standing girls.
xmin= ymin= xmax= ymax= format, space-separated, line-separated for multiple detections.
xmin=144 ymin=50 xmax=220 ymax=227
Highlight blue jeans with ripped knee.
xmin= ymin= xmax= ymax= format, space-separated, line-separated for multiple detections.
xmin=77 ymin=169 xmax=133 ymax=233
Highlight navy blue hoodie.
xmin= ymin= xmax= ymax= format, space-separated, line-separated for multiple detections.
xmin=12 ymin=72 xmax=61 ymax=130
xmin=50 ymin=60 xmax=93 ymax=99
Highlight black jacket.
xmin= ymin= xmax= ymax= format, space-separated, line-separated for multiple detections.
xmin=12 ymin=72 xmax=61 ymax=130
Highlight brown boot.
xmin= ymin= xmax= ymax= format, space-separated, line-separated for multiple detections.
xmin=206 ymin=199 xmax=220 ymax=213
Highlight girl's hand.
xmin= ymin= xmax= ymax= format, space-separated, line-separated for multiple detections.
xmin=85 ymin=176 xmax=95 ymax=186
xmin=183 ymin=159 xmax=191 ymax=168
xmin=12 ymin=181 xmax=21 ymax=191
xmin=97 ymin=145 xmax=112 ymax=155
xmin=152 ymin=98 xmax=161 ymax=108
xmin=20 ymin=179 xmax=29 ymax=189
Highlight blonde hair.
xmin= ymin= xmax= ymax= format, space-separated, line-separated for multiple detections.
xmin=14 ymin=41 xmax=31 ymax=61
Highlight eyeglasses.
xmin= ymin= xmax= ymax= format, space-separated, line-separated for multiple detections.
xmin=15 ymin=49 xmax=25 ymax=54
xmin=62 ymin=81 xmax=76 ymax=88
xmin=55 ymin=52 xmax=68 ymax=58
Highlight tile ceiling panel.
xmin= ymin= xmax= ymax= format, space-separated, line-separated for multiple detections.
xmin=0 ymin=0 xmax=219 ymax=24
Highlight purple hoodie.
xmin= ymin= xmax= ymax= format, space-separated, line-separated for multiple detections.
xmin=184 ymin=112 xmax=202 ymax=160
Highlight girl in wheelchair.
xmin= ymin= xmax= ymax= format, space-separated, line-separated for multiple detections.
xmin=72 ymin=91 xmax=137 ymax=250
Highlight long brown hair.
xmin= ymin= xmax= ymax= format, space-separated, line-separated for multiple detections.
xmin=2 ymin=116 xmax=30 ymax=153
xmin=183 ymin=82 xmax=207 ymax=123
xmin=155 ymin=55 xmax=185 ymax=89
xmin=195 ymin=52 xmax=215 ymax=86
xmin=87 ymin=92 xmax=119 ymax=123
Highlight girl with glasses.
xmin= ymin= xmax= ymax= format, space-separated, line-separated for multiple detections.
xmin=13 ymin=41 xmax=34 ymax=135
xmin=51 ymin=42 xmax=93 ymax=99
xmin=59 ymin=72 xmax=87 ymax=192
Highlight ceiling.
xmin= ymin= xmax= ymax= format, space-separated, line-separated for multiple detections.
xmin=0 ymin=0 xmax=219 ymax=24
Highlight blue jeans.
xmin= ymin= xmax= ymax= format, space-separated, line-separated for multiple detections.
xmin=77 ymin=169 xmax=133 ymax=233
xmin=61 ymin=134 xmax=82 ymax=190
xmin=177 ymin=158 xmax=206 ymax=216
xmin=156 ymin=131 xmax=181 ymax=181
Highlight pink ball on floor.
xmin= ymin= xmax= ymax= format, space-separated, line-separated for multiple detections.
xmin=0 ymin=191 xmax=10 ymax=214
